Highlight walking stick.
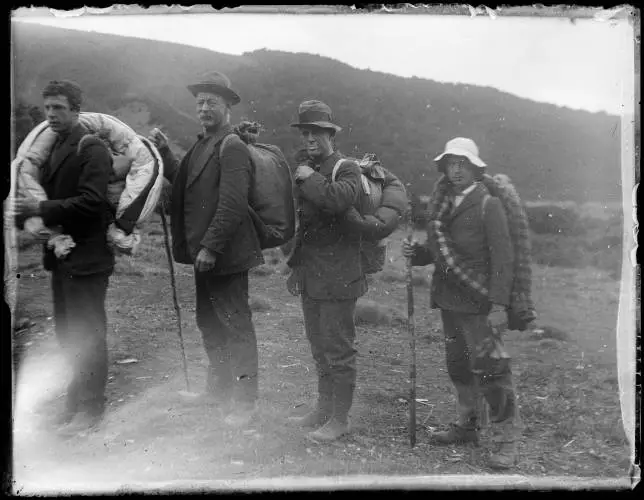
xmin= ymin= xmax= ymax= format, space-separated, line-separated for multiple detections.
xmin=406 ymin=207 xmax=417 ymax=448
xmin=159 ymin=209 xmax=191 ymax=393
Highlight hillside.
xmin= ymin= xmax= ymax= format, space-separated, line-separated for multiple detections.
xmin=11 ymin=22 xmax=622 ymax=203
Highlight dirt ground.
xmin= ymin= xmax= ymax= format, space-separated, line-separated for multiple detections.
xmin=8 ymin=222 xmax=635 ymax=493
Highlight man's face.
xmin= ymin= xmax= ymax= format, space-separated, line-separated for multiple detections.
xmin=445 ymin=155 xmax=477 ymax=192
xmin=195 ymin=92 xmax=229 ymax=130
xmin=299 ymin=126 xmax=333 ymax=160
xmin=44 ymin=95 xmax=78 ymax=135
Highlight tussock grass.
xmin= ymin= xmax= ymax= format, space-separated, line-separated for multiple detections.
xmin=249 ymin=295 xmax=272 ymax=312
xmin=355 ymin=299 xmax=405 ymax=327
xmin=529 ymin=324 xmax=571 ymax=342
xmin=250 ymin=264 xmax=276 ymax=276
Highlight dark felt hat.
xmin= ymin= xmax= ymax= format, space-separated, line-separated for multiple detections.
xmin=290 ymin=100 xmax=342 ymax=132
xmin=187 ymin=71 xmax=241 ymax=106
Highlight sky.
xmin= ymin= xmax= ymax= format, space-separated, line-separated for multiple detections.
xmin=11 ymin=8 xmax=636 ymax=116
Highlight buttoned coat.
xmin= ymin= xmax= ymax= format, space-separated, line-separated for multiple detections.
xmin=161 ymin=124 xmax=264 ymax=274
xmin=39 ymin=122 xmax=114 ymax=276
xmin=413 ymin=183 xmax=514 ymax=314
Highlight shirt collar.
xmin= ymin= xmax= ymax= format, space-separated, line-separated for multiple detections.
xmin=454 ymin=182 xmax=478 ymax=198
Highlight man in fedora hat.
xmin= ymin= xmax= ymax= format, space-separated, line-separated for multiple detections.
xmin=285 ymin=100 xmax=366 ymax=442
xmin=149 ymin=71 xmax=264 ymax=428
xmin=403 ymin=137 xmax=522 ymax=469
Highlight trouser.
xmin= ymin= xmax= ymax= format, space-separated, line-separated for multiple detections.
xmin=441 ymin=309 xmax=521 ymax=439
xmin=194 ymin=270 xmax=258 ymax=406
xmin=301 ymin=293 xmax=357 ymax=422
xmin=51 ymin=269 xmax=111 ymax=417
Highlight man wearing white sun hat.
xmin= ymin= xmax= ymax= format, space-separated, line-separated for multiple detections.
xmin=403 ymin=137 xmax=522 ymax=470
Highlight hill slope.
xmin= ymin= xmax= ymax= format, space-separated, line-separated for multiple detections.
xmin=11 ymin=22 xmax=622 ymax=202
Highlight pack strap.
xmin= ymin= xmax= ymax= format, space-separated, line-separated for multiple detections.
xmin=332 ymin=158 xmax=370 ymax=194
xmin=482 ymin=193 xmax=491 ymax=216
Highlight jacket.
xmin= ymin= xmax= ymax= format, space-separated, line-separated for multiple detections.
xmin=161 ymin=124 xmax=264 ymax=274
xmin=288 ymin=151 xmax=367 ymax=300
xmin=413 ymin=182 xmax=514 ymax=314
xmin=39 ymin=122 xmax=115 ymax=276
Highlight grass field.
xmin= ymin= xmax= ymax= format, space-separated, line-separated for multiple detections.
xmin=9 ymin=216 xmax=635 ymax=493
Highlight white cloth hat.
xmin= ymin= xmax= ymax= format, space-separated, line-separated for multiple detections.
xmin=434 ymin=137 xmax=487 ymax=168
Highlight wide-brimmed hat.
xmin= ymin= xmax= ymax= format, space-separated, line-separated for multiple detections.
xmin=187 ymin=71 xmax=241 ymax=106
xmin=434 ymin=137 xmax=487 ymax=169
xmin=290 ymin=100 xmax=342 ymax=132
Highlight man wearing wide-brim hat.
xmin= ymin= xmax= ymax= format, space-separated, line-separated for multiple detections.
xmin=284 ymin=100 xmax=366 ymax=442
xmin=403 ymin=137 xmax=522 ymax=469
xmin=149 ymin=71 xmax=264 ymax=428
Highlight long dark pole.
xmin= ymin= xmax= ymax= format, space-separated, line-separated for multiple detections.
xmin=406 ymin=208 xmax=417 ymax=448
xmin=159 ymin=210 xmax=190 ymax=393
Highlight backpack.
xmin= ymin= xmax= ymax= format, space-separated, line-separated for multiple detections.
xmin=332 ymin=153 xmax=404 ymax=274
xmin=222 ymin=123 xmax=295 ymax=249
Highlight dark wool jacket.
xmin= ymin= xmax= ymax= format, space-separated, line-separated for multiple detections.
xmin=39 ymin=123 xmax=114 ymax=276
xmin=412 ymin=183 xmax=514 ymax=314
xmin=288 ymin=151 xmax=367 ymax=300
xmin=161 ymin=124 xmax=264 ymax=274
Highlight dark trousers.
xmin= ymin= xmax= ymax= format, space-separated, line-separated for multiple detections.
xmin=441 ymin=310 xmax=521 ymax=438
xmin=194 ymin=270 xmax=258 ymax=406
xmin=301 ymin=293 xmax=357 ymax=421
xmin=51 ymin=269 xmax=110 ymax=417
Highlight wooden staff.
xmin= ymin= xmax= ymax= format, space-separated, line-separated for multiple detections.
xmin=406 ymin=207 xmax=417 ymax=448
xmin=160 ymin=210 xmax=190 ymax=393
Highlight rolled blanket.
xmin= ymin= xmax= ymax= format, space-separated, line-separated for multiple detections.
xmin=13 ymin=112 xmax=164 ymax=256
xmin=427 ymin=173 xmax=537 ymax=330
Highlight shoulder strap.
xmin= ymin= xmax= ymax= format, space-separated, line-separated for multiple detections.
xmin=332 ymin=158 xmax=371 ymax=195
xmin=219 ymin=132 xmax=239 ymax=157
xmin=331 ymin=158 xmax=347 ymax=182
xmin=482 ymin=193 xmax=491 ymax=217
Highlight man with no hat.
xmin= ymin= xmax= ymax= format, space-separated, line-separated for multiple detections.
xmin=14 ymin=80 xmax=115 ymax=435
xmin=148 ymin=72 xmax=264 ymax=427
xmin=285 ymin=100 xmax=366 ymax=442
xmin=403 ymin=138 xmax=522 ymax=469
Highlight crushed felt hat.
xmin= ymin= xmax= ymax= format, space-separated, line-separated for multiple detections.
xmin=434 ymin=137 xmax=487 ymax=168
xmin=187 ymin=71 xmax=240 ymax=106
xmin=290 ymin=100 xmax=342 ymax=132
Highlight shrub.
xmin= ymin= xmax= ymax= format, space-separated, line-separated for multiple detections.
xmin=526 ymin=204 xmax=585 ymax=236
xmin=355 ymin=300 xmax=394 ymax=326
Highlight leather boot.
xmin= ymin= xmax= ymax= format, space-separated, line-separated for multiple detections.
xmin=430 ymin=423 xmax=480 ymax=445
xmin=307 ymin=383 xmax=353 ymax=442
xmin=488 ymin=440 xmax=518 ymax=469
xmin=288 ymin=375 xmax=333 ymax=428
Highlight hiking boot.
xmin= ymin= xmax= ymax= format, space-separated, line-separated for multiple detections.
xmin=430 ymin=423 xmax=479 ymax=446
xmin=488 ymin=441 xmax=518 ymax=470
xmin=288 ymin=407 xmax=331 ymax=428
xmin=224 ymin=405 xmax=257 ymax=428
xmin=307 ymin=417 xmax=350 ymax=442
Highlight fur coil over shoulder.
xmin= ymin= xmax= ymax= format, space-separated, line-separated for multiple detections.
xmin=427 ymin=173 xmax=537 ymax=330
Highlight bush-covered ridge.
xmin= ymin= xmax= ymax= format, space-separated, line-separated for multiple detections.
xmin=12 ymin=22 xmax=621 ymax=204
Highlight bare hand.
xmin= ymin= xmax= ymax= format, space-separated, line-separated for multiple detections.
xmin=402 ymin=238 xmax=419 ymax=259
xmin=294 ymin=165 xmax=315 ymax=182
xmin=14 ymin=198 xmax=41 ymax=218
xmin=195 ymin=247 xmax=217 ymax=272
xmin=148 ymin=128 xmax=169 ymax=150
